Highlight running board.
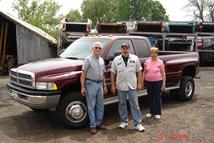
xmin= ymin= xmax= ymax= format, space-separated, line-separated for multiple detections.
xmin=104 ymin=85 xmax=180 ymax=105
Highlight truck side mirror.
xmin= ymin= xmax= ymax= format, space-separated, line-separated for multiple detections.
xmin=105 ymin=51 xmax=122 ymax=65
xmin=58 ymin=49 xmax=65 ymax=55
xmin=113 ymin=51 xmax=122 ymax=57
xmin=105 ymin=55 xmax=114 ymax=65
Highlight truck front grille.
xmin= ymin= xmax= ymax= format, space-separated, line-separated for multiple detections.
xmin=9 ymin=69 xmax=35 ymax=89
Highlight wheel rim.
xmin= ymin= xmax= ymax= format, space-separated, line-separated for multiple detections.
xmin=65 ymin=101 xmax=87 ymax=123
xmin=185 ymin=81 xmax=193 ymax=97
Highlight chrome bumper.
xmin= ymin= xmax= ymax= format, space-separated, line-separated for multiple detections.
xmin=8 ymin=88 xmax=60 ymax=109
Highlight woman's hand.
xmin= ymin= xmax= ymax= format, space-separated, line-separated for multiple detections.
xmin=161 ymin=83 xmax=166 ymax=91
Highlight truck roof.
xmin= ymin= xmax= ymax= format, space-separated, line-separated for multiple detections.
xmin=82 ymin=35 xmax=148 ymax=40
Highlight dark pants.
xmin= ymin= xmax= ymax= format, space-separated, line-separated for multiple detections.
xmin=145 ymin=80 xmax=163 ymax=115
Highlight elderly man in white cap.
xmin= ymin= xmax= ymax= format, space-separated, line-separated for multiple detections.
xmin=81 ymin=41 xmax=107 ymax=134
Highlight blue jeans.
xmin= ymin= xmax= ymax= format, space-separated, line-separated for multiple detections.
xmin=145 ymin=80 xmax=162 ymax=115
xmin=117 ymin=89 xmax=142 ymax=126
xmin=85 ymin=80 xmax=104 ymax=128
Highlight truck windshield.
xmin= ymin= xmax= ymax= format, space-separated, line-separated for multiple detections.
xmin=60 ymin=38 xmax=110 ymax=59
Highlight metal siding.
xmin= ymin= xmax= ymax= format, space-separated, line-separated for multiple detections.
xmin=0 ymin=9 xmax=57 ymax=45
xmin=16 ymin=25 xmax=56 ymax=64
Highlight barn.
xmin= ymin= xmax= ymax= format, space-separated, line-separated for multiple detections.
xmin=0 ymin=9 xmax=57 ymax=74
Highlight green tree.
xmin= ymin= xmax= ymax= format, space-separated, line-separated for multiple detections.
xmin=81 ymin=0 xmax=117 ymax=26
xmin=144 ymin=0 xmax=169 ymax=21
xmin=12 ymin=0 xmax=61 ymax=37
xmin=117 ymin=0 xmax=168 ymax=21
xmin=81 ymin=0 xmax=168 ymax=24
xmin=117 ymin=0 xmax=145 ymax=21
xmin=65 ymin=9 xmax=82 ymax=22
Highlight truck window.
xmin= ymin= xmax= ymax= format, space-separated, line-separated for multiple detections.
xmin=60 ymin=38 xmax=110 ymax=59
xmin=108 ymin=39 xmax=134 ymax=56
xmin=133 ymin=39 xmax=150 ymax=58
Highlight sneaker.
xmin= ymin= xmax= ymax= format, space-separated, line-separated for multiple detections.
xmin=134 ymin=124 xmax=145 ymax=132
xmin=118 ymin=122 xmax=128 ymax=129
xmin=155 ymin=115 xmax=161 ymax=119
xmin=146 ymin=113 xmax=152 ymax=118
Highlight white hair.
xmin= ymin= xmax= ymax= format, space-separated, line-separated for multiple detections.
xmin=92 ymin=41 xmax=103 ymax=49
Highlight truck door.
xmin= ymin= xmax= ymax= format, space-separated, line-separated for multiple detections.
xmin=104 ymin=39 xmax=134 ymax=98
xmin=132 ymin=38 xmax=150 ymax=70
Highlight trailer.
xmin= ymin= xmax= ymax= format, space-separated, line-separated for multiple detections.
xmin=92 ymin=21 xmax=214 ymax=66
xmin=196 ymin=22 xmax=214 ymax=66
xmin=129 ymin=21 xmax=197 ymax=52
xmin=57 ymin=21 xmax=91 ymax=54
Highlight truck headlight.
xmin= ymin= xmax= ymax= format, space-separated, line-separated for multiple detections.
xmin=36 ymin=82 xmax=57 ymax=90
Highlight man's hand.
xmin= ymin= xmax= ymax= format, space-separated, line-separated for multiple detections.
xmin=111 ymin=85 xmax=116 ymax=95
xmin=142 ymin=82 xmax=145 ymax=90
xmin=81 ymin=87 xmax=86 ymax=96
xmin=137 ymin=83 xmax=142 ymax=91
xmin=104 ymin=87 xmax=108 ymax=95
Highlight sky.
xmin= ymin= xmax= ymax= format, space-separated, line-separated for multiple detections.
xmin=0 ymin=0 xmax=193 ymax=21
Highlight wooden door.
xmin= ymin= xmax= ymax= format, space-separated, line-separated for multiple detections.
xmin=0 ymin=23 xmax=8 ymax=68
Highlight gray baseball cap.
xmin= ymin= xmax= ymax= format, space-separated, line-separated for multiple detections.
xmin=121 ymin=43 xmax=130 ymax=48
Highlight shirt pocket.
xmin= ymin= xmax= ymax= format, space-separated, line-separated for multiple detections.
xmin=129 ymin=63 xmax=136 ymax=72
xmin=117 ymin=64 xmax=125 ymax=73
xmin=99 ymin=62 xmax=105 ymax=73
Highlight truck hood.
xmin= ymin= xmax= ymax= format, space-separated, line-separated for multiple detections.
xmin=18 ymin=58 xmax=83 ymax=77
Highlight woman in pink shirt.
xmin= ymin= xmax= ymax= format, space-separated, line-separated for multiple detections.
xmin=142 ymin=47 xmax=166 ymax=119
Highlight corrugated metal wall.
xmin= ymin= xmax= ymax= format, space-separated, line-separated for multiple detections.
xmin=16 ymin=24 xmax=56 ymax=64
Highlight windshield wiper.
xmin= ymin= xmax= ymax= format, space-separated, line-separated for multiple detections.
xmin=64 ymin=57 xmax=79 ymax=59
xmin=63 ymin=57 xmax=85 ymax=60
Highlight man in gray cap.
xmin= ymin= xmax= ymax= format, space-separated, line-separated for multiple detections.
xmin=111 ymin=43 xmax=145 ymax=132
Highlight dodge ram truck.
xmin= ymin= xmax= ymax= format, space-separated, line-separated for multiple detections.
xmin=7 ymin=35 xmax=200 ymax=128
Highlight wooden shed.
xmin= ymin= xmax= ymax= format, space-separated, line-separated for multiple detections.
xmin=0 ymin=9 xmax=57 ymax=73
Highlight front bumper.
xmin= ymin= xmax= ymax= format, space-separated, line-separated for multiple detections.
xmin=7 ymin=83 xmax=61 ymax=109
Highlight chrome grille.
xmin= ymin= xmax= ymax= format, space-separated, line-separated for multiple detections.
xmin=10 ymin=70 xmax=17 ymax=76
xmin=10 ymin=69 xmax=35 ymax=89
xmin=18 ymin=73 xmax=32 ymax=79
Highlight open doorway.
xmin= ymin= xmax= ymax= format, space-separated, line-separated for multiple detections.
xmin=0 ymin=15 xmax=17 ymax=74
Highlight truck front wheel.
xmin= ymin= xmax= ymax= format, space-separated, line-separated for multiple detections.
xmin=57 ymin=92 xmax=88 ymax=128
xmin=178 ymin=76 xmax=195 ymax=101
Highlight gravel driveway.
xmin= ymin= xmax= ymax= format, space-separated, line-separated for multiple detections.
xmin=0 ymin=68 xmax=213 ymax=143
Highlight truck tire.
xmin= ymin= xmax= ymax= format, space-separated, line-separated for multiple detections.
xmin=57 ymin=92 xmax=88 ymax=128
xmin=178 ymin=76 xmax=195 ymax=101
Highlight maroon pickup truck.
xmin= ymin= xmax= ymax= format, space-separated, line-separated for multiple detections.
xmin=7 ymin=35 xmax=200 ymax=128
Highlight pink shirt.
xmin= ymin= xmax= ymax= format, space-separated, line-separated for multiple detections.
xmin=144 ymin=58 xmax=164 ymax=81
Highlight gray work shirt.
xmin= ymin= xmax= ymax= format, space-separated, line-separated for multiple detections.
xmin=111 ymin=54 xmax=142 ymax=91
xmin=82 ymin=54 xmax=106 ymax=81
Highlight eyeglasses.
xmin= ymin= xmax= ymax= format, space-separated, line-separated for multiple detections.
xmin=95 ymin=47 xmax=102 ymax=50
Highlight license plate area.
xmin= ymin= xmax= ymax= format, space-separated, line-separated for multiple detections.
xmin=9 ymin=89 xmax=28 ymax=101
